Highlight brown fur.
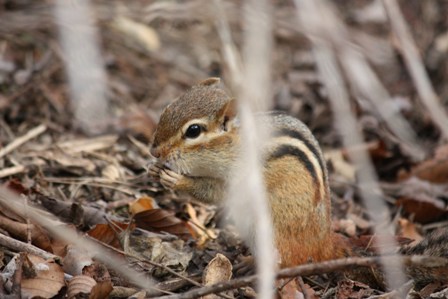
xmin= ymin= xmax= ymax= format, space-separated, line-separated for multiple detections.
xmin=151 ymin=79 xmax=448 ymax=286
xmin=153 ymin=83 xmax=232 ymax=147
xmin=151 ymin=78 xmax=351 ymax=268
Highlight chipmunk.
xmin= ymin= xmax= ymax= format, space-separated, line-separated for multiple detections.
xmin=148 ymin=77 xmax=350 ymax=268
xmin=148 ymin=78 xmax=448 ymax=287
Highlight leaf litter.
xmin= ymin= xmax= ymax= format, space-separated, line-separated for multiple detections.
xmin=0 ymin=0 xmax=448 ymax=298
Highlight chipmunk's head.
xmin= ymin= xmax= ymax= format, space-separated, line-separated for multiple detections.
xmin=151 ymin=78 xmax=239 ymax=178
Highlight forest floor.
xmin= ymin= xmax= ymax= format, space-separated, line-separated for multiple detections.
xmin=0 ymin=0 xmax=448 ymax=298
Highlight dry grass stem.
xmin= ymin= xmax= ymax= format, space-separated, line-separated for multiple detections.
xmin=214 ymin=0 xmax=276 ymax=298
xmin=0 ymin=124 xmax=47 ymax=159
xmin=54 ymin=0 xmax=109 ymax=134
xmin=294 ymin=0 xmax=406 ymax=290
xmin=382 ymin=0 xmax=448 ymax=140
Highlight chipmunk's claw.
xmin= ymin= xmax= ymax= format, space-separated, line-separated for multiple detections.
xmin=160 ymin=169 xmax=184 ymax=190
xmin=147 ymin=162 xmax=164 ymax=179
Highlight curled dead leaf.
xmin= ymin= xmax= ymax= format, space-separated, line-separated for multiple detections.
xmin=67 ymin=275 xmax=96 ymax=299
xmin=202 ymin=253 xmax=233 ymax=299
xmin=62 ymin=245 xmax=94 ymax=276
xmin=21 ymin=254 xmax=65 ymax=299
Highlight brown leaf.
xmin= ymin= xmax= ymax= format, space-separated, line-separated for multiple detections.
xmin=5 ymin=178 xmax=30 ymax=195
xmin=87 ymin=221 xmax=134 ymax=249
xmin=396 ymin=197 xmax=447 ymax=223
xmin=403 ymin=144 xmax=448 ymax=183
xmin=336 ymin=279 xmax=373 ymax=299
xmin=62 ymin=245 xmax=94 ymax=276
xmin=185 ymin=203 xmax=216 ymax=246
xmin=129 ymin=196 xmax=157 ymax=215
xmin=0 ymin=214 xmax=53 ymax=252
xmin=349 ymin=235 xmax=413 ymax=254
xmin=397 ymin=218 xmax=423 ymax=246
xmin=202 ymin=253 xmax=233 ymax=299
xmin=67 ymin=275 xmax=96 ymax=299
xmin=83 ymin=263 xmax=113 ymax=299
xmin=387 ymin=177 xmax=448 ymax=223
xmin=117 ymin=109 xmax=157 ymax=142
xmin=134 ymin=209 xmax=195 ymax=240
xmin=21 ymin=254 xmax=65 ymax=299
xmin=277 ymin=279 xmax=300 ymax=299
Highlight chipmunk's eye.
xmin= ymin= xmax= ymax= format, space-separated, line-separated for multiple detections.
xmin=185 ymin=124 xmax=202 ymax=139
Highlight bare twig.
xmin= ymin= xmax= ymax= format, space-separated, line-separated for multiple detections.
xmin=382 ymin=0 xmax=448 ymax=139
xmin=0 ymin=165 xmax=26 ymax=179
xmin=153 ymin=255 xmax=448 ymax=299
xmin=0 ymin=124 xmax=47 ymax=159
xmin=0 ymin=233 xmax=58 ymax=260
xmin=297 ymin=276 xmax=311 ymax=299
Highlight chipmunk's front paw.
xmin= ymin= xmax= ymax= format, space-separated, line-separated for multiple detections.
xmin=147 ymin=162 xmax=164 ymax=181
xmin=160 ymin=169 xmax=186 ymax=190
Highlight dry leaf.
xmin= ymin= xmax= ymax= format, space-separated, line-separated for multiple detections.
xmin=402 ymin=144 xmax=448 ymax=183
xmin=112 ymin=17 xmax=160 ymax=52
xmin=39 ymin=150 xmax=96 ymax=172
xmin=56 ymin=135 xmax=119 ymax=154
xmin=117 ymin=109 xmax=157 ymax=141
xmin=87 ymin=221 xmax=134 ymax=249
xmin=128 ymin=235 xmax=193 ymax=277
xmin=21 ymin=254 xmax=65 ymax=299
xmin=134 ymin=209 xmax=195 ymax=240
xmin=325 ymin=149 xmax=356 ymax=182
xmin=67 ymin=275 xmax=96 ymax=299
xmin=101 ymin=164 xmax=123 ymax=181
xmin=398 ymin=218 xmax=423 ymax=246
xmin=336 ymin=279 xmax=373 ymax=299
xmin=83 ymin=263 xmax=113 ymax=299
xmin=62 ymin=245 xmax=94 ymax=276
xmin=0 ymin=214 xmax=53 ymax=252
xmin=185 ymin=203 xmax=217 ymax=246
xmin=202 ymin=253 xmax=232 ymax=299
xmin=129 ymin=196 xmax=157 ymax=215
xmin=396 ymin=197 xmax=447 ymax=223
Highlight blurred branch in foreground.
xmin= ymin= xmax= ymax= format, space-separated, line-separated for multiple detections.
xmin=294 ymin=0 xmax=407 ymax=291
xmin=54 ymin=0 xmax=109 ymax=134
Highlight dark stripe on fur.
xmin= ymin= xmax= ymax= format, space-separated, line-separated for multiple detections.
xmin=274 ymin=128 xmax=327 ymax=181
xmin=269 ymin=145 xmax=318 ymax=185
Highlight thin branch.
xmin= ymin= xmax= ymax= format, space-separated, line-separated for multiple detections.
xmin=152 ymin=255 xmax=448 ymax=299
xmin=0 ymin=124 xmax=47 ymax=159
xmin=0 ymin=233 xmax=58 ymax=260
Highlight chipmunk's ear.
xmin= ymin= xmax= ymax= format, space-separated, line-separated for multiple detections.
xmin=198 ymin=77 xmax=221 ymax=87
xmin=219 ymin=98 xmax=238 ymax=124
